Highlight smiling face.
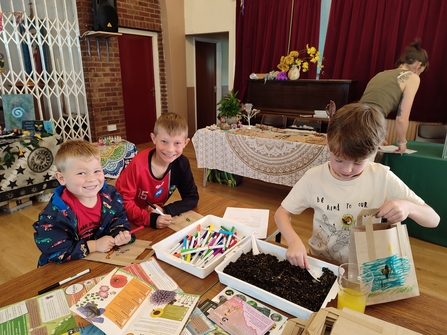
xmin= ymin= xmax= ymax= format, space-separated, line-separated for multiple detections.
xmin=150 ymin=129 xmax=189 ymax=165
xmin=55 ymin=156 xmax=104 ymax=204
xmin=328 ymin=151 xmax=371 ymax=181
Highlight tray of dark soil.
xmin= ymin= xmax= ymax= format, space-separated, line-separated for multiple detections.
xmin=215 ymin=239 xmax=339 ymax=319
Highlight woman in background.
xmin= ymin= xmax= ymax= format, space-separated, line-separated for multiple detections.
xmin=359 ymin=39 xmax=429 ymax=154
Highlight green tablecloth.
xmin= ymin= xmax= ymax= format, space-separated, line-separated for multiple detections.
xmin=381 ymin=141 xmax=447 ymax=247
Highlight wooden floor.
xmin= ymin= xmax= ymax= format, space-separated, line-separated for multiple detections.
xmin=1 ymin=141 xmax=446 ymax=304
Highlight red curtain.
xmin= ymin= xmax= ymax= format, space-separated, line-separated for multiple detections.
xmin=234 ymin=0 xmax=322 ymax=102
xmin=323 ymin=0 xmax=447 ymax=123
xmin=289 ymin=0 xmax=321 ymax=79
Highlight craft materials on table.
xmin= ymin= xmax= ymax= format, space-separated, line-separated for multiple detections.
xmin=223 ymin=207 xmax=269 ymax=238
xmin=145 ymin=199 xmax=165 ymax=216
xmin=168 ymin=223 xmax=244 ymax=268
xmin=37 ymin=268 xmax=91 ymax=295
xmin=129 ymin=225 xmax=145 ymax=234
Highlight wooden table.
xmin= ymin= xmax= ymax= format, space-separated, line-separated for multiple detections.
xmin=0 ymin=192 xmax=278 ymax=307
xmin=0 ymin=193 xmax=445 ymax=334
xmin=192 ymin=127 xmax=330 ymax=187
xmin=205 ymin=274 xmax=447 ymax=335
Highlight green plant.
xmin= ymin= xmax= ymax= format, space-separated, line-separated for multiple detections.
xmin=217 ymin=90 xmax=242 ymax=119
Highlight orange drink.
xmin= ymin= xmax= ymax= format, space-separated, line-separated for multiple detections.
xmin=337 ymin=263 xmax=374 ymax=314
xmin=337 ymin=287 xmax=368 ymax=313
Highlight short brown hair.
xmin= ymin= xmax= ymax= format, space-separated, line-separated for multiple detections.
xmin=327 ymin=103 xmax=386 ymax=160
xmin=153 ymin=113 xmax=188 ymax=137
xmin=55 ymin=139 xmax=100 ymax=172
xmin=395 ymin=39 xmax=429 ymax=73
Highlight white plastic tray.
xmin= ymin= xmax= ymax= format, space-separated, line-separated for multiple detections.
xmin=152 ymin=215 xmax=254 ymax=279
xmin=215 ymin=239 xmax=339 ymax=319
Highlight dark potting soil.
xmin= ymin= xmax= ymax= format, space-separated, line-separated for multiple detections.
xmin=223 ymin=251 xmax=337 ymax=312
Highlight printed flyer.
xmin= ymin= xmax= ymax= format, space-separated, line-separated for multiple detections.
xmin=70 ymin=267 xmax=199 ymax=335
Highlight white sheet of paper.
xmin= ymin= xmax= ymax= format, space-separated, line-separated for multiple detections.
xmin=378 ymin=145 xmax=416 ymax=154
xmin=223 ymin=207 xmax=269 ymax=239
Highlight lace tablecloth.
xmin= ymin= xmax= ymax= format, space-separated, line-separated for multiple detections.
xmin=96 ymin=141 xmax=138 ymax=179
xmin=192 ymin=128 xmax=330 ymax=187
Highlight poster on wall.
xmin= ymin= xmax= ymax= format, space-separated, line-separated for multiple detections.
xmin=1 ymin=94 xmax=35 ymax=131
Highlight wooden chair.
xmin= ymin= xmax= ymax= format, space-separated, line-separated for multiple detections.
xmin=415 ymin=124 xmax=447 ymax=144
xmin=260 ymin=114 xmax=287 ymax=128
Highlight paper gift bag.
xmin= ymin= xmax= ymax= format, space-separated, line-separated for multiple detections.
xmin=349 ymin=209 xmax=419 ymax=305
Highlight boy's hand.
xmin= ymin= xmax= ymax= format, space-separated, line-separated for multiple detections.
xmin=156 ymin=214 xmax=173 ymax=229
xmin=95 ymin=236 xmax=116 ymax=253
xmin=285 ymin=240 xmax=309 ymax=269
xmin=115 ymin=231 xmax=132 ymax=246
xmin=377 ymin=200 xmax=409 ymax=223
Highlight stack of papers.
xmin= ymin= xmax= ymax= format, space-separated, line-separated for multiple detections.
xmin=378 ymin=145 xmax=416 ymax=154
xmin=313 ymin=110 xmax=329 ymax=118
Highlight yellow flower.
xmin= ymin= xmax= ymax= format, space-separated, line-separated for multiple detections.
xmin=277 ymin=44 xmax=324 ymax=73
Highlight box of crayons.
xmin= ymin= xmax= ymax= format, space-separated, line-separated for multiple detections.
xmin=152 ymin=215 xmax=254 ymax=278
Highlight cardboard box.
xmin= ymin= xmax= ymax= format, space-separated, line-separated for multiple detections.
xmin=215 ymin=239 xmax=339 ymax=320
xmin=282 ymin=307 xmax=422 ymax=335
xmin=152 ymin=215 xmax=254 ymax=279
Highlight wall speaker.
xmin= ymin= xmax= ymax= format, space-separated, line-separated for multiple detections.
xmin=93 ymin=0 xmax=118 ymax=32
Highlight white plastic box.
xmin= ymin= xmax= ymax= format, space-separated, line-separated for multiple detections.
xmin=215 ymin=239 xmax=339 ymax=319
xmin=152 ymin=215 xmax=254 ymax=279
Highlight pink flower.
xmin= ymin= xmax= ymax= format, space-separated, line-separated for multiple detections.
xmin=98 ymin=290 xmax=109 ymax=298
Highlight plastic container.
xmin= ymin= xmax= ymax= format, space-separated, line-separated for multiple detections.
xmin=152 ymin=215 xmax=254 ymax=279
xmin=215 ymin=239 xmax=339 ymax=319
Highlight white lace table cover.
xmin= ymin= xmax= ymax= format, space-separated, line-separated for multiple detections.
xmin=192 ymin=128 xmax=330 ymax=187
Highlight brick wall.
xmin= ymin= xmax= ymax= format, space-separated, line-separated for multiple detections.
xmin=76 ymin=0 xmax=167 ymax=141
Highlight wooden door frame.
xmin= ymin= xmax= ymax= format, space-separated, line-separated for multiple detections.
xmin=193 ymin=37 xmax=222 ymax=130
xmin=118 ymin=28 xmax=162 ymax=118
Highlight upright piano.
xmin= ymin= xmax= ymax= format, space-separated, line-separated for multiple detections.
xmin=246 ymin=79 xmax=357 ymax=131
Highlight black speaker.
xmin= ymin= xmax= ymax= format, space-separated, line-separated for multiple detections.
xmin=93 ymin=0 xmax=118 ymax=32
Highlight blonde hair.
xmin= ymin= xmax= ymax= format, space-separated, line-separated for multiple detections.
xmin=55 ymin=139 xmax=100 ymax=172
xmin=153 ymin=112 xmax=188 ymax=137
xmin=327 ymin=103 xmax=386 ymax=160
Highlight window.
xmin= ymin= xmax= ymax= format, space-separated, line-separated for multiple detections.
xmin=0 ymin=0 xmax=91 ymax=141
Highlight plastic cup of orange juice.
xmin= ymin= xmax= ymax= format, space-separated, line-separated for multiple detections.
xmin=337 ymin=263 xmax=374 ymax=313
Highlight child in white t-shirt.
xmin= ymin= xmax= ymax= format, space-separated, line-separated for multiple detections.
xmin=274 ymin=103 xmax=439 ymax=268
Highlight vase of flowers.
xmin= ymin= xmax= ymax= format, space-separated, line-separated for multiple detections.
xmin=288 ymin=64 xmax=301 ymax=80
xmin=277 ymin=45 xmax=323 ymax=79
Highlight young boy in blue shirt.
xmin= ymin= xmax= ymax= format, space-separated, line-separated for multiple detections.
xmin=33 ymin=139 xmax=133 ymax=265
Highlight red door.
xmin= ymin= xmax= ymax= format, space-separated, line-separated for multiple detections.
xmin=118 ymin=34 xmax=156 ymax=144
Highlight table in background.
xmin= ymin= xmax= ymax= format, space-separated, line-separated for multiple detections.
xmin=0 ymin=135 xmax=61 ymax=204
xmin=381 ymin=141 xmax=447 ymax=247
xmin=95 ymin=140 xmax=137 ymax=179
xmin=192 ymin=128 xmax=330 ymax=187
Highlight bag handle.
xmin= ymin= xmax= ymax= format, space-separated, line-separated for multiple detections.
xmin=391 ymin=221 xmax=409 ymax=258
xmin=356 ymin=209 xmax=380 ymax=260
xmin=356 ymin=209 xmax=408 ymax=259
xmin=355 ymin=208 xmax=380 ymax=227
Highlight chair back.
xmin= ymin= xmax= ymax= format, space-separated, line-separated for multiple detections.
xmin=415 ymin=124 xmax=447 ymax=144
xmin=291 ymin=118 xmax=322 ymax=132
xmin=260 ymin=114 xmax=287 ymax=128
